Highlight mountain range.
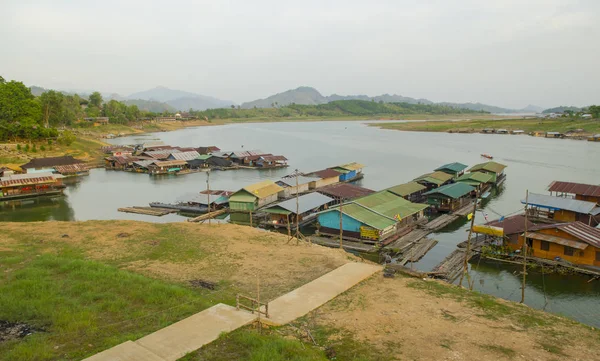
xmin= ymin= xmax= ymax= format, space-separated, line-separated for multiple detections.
xmin=241 ymin=86 xmax=544 ymax=114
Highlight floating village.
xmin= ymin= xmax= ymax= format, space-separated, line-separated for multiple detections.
xmin=2 ymin=141 xmax=600 ymax=284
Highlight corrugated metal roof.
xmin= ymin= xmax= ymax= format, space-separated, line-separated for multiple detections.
xmin=547 ymin=181 xmax=600 ymax=197
xmin=265 ymin=192 xmax=333 ymax=215
xmin=523 ymin=193 xmax=597 ymax=214
xmin=485 ymin=214 xmax=537 ymax=236
xmin=386 ymin=181 xmax=426 ymax=197
xmin=133 ymin=160 xmax=154 ymax=168
xmin=468 ymin=161 xmax=507 ymax=174
xmin=525 ymin=232 xmax=588 ymax=250
xmin=354 ymin=191 xmax=429 ymax=219
xmin=309 ymin=169 xmax=341 ymax=179
xmin=336 ymin=162 xmax=364 ymax=171
xmin=151 ymin=160 xmax=188 ymax=167
xmin=240 ymin=180 xmax=284 ymax=199
xmin=415 ymin=176 xmax=445 ymax=186
xmin=333 ymin=203 xmax=397 ymax=230
xmin=0 ymin=176 xmax=57 ymax=188
xmin=169 ymin=151 xmax=201 ymax=161
xmin=260 ymin=155 xmax=287 ymax=162
xmin=434 ymin=162 xmax=468 ymax=173
xmin=143 ymin=150 xmax=180 ymax=159
xmin=415 ymin=171 xmax=454 ymax=184
xmin=277 ymin=176 xmax=318 ymax=187
xmin=230 ymin=150 xmax=264 ymax=158
xmin=316 ymin=183 xmax=375 ymax=199
xmin=54 ymin=164 xmax=89 ymax=174
xmin=21 ymin=156 xmax=83 ymax=169
xmin=424 ymin=182 xmax=475 ymax=199
xmin=456 ymin=171 xmax=494 ymax=184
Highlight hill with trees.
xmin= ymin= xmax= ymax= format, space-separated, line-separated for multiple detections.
xmin=127 ymin=86 xmax=234 ymax=110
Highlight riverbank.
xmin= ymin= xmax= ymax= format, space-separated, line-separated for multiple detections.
xmin=1 ymin=221 xmax=599 ymax=360
xmin=372 ymin=117 xmax=600 ymax=138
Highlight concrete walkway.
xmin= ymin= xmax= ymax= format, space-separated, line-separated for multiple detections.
xmin=82 ymin=262 xmax=381 ymax=361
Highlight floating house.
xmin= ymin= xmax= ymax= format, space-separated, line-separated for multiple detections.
xmin=196 ymin=146 xmax=221 ymax=155
xmin=264 ymin=192 xmax=334 ymax=227
xmin=0 ymin=165 xmax=22 ymax=177
xmin=424 ymin=182 xmax=475 ymax=213
xmin=414 ymin=171 xmax=454 ymax=190
xmin=329 ymin=162 xmax=364 ymax=182
xmin=179 ymin=190 xmax=232 ymax=211
xmin=276 ymin=175 xmax=316 ymax=198
xmin=547 ymin=181 xmax=600 ymax=204
xmin=167 ymin=150 xmax=201 ymax=161
xmin=0 ymin=173 xmax=65 ymax=200
xmin=513 ymin=222 xmax=600 ymax=267
xmin=434 ymin=162 xmax=468 ymax=178
xmin=481 ymin=128 xmax=495 ymax=134
xmin=229 ymin=180 xmax=284 ymax=224
xmin=105 ymin=155 xmax=140 ymax=170
xmin=132 ymin=160 xmax=154 ymax=172
xmin=141 ymin=141 xmax=166 ymax=151
xmin=306 ymin=169 xmax=341 ymax=189
xmin=53 ymin=164 xmax=90 ymax=177
xmin=468 ymin=161 xmax=507 ymax=186
xmin=455 ymin=171 xmax=494 ymax=193
xmin=317 ymin=191 xmax=428 ymax=244
xmin=588 ymin=134 xmax=600 ymax=142
xmin=385 ymin=181 xmax=427 ymax=203
xmin=472 ymin=214 xmax=537 ymax=246
xmin=522 ymin=193 xmax=599 ymax=227
xmin=21 ymin=156 xmax=85 ymax=175
xmin=316 ymin=183 xmax=375 ymax=203
xmin=256 ymin=155 xmax=288 ymax=168
xmin=497 ymin=129 xmax=509 ymax=134
xmin=512 ymin=130 xmax=525 ymax=135
xmin=142 ymin=149 xmax=180 ymax=160
xmin=545 ymin=131 xmax=565 ymax=138
xmin=147 ymin=160 xmax=188 ymax=175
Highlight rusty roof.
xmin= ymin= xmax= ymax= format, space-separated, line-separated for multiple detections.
xmin=151 ymin=160 xmax=187 ymax=167
xmin=529 ymin=221 xmax=600 ymax=248
xmin=308 ymin=169 xmax=341 ymax=179
xmin=486 ymin=214 xmax=537 ymax=236
xmin=21 ymin=156 xmax=84 ymax=169
xmin=54 ymin=164 xmax=89 ymax=174
xmin=316 ymin=183 xmax=375 ymax=200
xmin=548 ymin=181 xmax=600 ymax=197
xmin=0 ymin=176 xmax=57 ymax=188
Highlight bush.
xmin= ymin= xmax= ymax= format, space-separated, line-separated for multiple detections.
xmin=57 ymin=130 xmax=76 ymax=146
xmin=40 ymin=145 xmax=46 ymax=151
xmin=24 ymin=144 xmax=30 ymax=152
xmin=32 ymin=144 xmax=37 ymax=153
xmin=48 ymin=139 xmax=53 ymax=145
xmin=16 ymin=144 xmax=21 ymax=151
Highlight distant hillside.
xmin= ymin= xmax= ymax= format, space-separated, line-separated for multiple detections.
xmin=542 ymin=106 xmax=582 ymax=114
xmin=241 ymin=86 xmax=534 ymax=113
xmin=123 ymin=99 xmax=175 ymax=113
xmin=127 ymin=86 xmax=234 ymax=111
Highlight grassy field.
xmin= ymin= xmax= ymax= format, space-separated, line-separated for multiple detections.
xmin=373 ymin=117 xmax=600 ymax=135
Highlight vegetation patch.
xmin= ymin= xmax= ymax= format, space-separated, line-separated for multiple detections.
xmin=479 ymin=344 xmax=517 ymax=358
xmin=538 ymin=341 xmax=566 ymax=356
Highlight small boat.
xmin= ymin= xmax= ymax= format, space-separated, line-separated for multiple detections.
xmin=481 ymin=153 xmax=493 ymax=159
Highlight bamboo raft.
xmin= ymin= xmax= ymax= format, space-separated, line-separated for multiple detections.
xmin=187 ymin=208 xmax=228 ymax=222
xmin=386 ymin=229 xmax=430 ymax=251
xmin=308 ymin=236 xmax=377 ymax=253
xmin=431 ymin=248 xmax=467 ymax=282
xmin=118 ymin=206 xmax=177 ymax=216
xmin=398 ymin=238 xmax=439 ymax=266
xmin=423 ymin=213 xmax=460 ymax=230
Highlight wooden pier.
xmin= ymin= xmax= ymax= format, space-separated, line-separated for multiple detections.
xmin=187 ymin=208 xmax=229 ymax=223
xmin=431 ymin=248 xmax=466 ymax=282
xmin=118 ymin=207 xmax=177 ymax=216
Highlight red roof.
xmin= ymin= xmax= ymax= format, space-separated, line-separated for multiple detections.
xmin=309 ymin=169 xmax=341 ymax=179
xmin=1 ymin=176 xmax=56 ymax=187
xmin=486 ymin=214 xmax=537 ymax=235
xmin=548 ymin=181 xmax=600 ymax=197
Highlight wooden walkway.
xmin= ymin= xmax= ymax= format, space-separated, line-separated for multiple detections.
xmin=432 ymin=248 xmax=466 ymax=282
xmin=82 ymin=262 xmax=382 ymax=361
xmin=188 ymin=208 xmax=228 ymax=222
xmin=308 ymin=236 xmax=377 ymax=253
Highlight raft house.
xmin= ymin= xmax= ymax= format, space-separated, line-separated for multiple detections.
xmin=434 ymin=162 xmax=468 ymax=179
xmin=423 ymin=182 xmax=476 ymax=213
xmin=229 ymin=180 xmax=284 ymax=224
xmin=547 ymin=181 xmax=600 ymax=204
xmin=147 ymin=160 xmax=188 ymax=175
xmin=0 ymin=173 xmax=66 ymax=200
xmin=276 ymin=175 xmax=317 ymax=198
xmin=414 ymin=171 xmax=454 ymax=191
xmin=20 ymin=156 xmax=89 ymax=178
xmin=522 ymin=192 xmax=600 ymax=227
xmin=455 ymin=171 xmax=495 ymax=196
xmin=263 ymin=192 xmax=335 ymax=228
xmin=151 ymin=190 xmax=232 ymax=214
xmin=385 ymin=181 xmax=427 ymax=203
xmin=305 ymin=169 xmax=342 ymax=189
xmin=316 ymin=190 xmax=429 ymax=245
xmin=328 ymin=162 xmax=364 ymax=182
xmin=467 ymin=161 xmax=507 ymax=186
xmin=316 ymin=183 xmax=375 ymax=204
xmin=588 ymin=134 xmax=600 ymax=142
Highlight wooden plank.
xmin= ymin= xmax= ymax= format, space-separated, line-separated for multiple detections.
xmin=188 ymin=208 xmax=228 ymax=222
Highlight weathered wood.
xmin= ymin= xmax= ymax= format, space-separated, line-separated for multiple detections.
xmin=432 ymin=248 xmax=467 ymax=282
xmin=188 ymin=208 xmax=228 ymax=223
xmin=118 ymin=207 xmax=176 ymax=216
xmin=399 ymin=238 xmax=438 ymax=265
xmin=308 ymin=236 xmax=377 ymax=253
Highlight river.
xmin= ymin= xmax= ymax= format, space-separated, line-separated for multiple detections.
xmin=2 ymin=120 xmax=600 ymax=327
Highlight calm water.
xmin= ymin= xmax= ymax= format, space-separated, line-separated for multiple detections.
xmin=3 ymin=120 xmax=600 ymax=326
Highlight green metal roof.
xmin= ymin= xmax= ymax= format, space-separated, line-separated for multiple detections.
xmin=263 ymin=206 xmax=292 ymax=215
xmin=434 ymin=162 xmax=468 ymax=174
xmin=196 ymin=154 xmax=212 ymax=160
xmin=354 ymin=191 xmax=429 ymax=219
xmin=424 ymin=182 xmax=475 ymax=199
xmin=386 ymin=181 xmax=427 ymax=197
xmin=415 ymin=171 xmax=454 ymax=184
xmin=456 ymin=171 xmax=494 ymax=184
xmin=337 ymin=203 xmax=397 ymax=230
xmin=330 ymin=167 xmax=350 ymax=174
xmin=229 ymin=190 xmax=257 ymax=203
xmin=468 ymin=161 xmax=507 ymax=174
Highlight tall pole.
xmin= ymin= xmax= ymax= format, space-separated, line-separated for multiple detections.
xmin=256 ymin=274 xmax=261 ymax=333
xmin=521 ymin=190 xmax=529 ymax=303
xmin=295 ymin=171 xmax=300 ymax=241
xmin=460 ymin=192 xmax=478 ymax=288
xmin=339 ymin=196 xmax=344 ymax=249
xmin=206 ymin=171 xmax=211 ymax=225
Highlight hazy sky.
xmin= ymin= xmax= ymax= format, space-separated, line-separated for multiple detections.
xmin=1 ymin=0 xmax=598 ymax=108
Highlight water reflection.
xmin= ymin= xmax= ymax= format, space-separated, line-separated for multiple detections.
xmin=0 ymin=195 xmax=75 ymax=222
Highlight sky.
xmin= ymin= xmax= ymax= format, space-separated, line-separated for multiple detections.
xmin=1 ymin=0 xmax=598 ymax=109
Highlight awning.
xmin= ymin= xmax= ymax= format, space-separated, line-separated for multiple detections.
xmin=472 ymin=225 xmax=504 ymax=237
xmin=525 ymin=232 xmax=588 ymax=250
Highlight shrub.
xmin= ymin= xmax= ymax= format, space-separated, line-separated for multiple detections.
xmin=24 ymin=144 xmax=30 ymax=152
xmin=16 ymin=144 xmax=21 ymax=151
xmin=40 ymin=145 xmax=46 ymax=151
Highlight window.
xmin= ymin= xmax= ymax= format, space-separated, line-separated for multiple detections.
xmin=540 ymin=241 xmax=550 ymax=251
xmin=596 ymin=251 xmax=600 ymax=262
xmin=564 ymin=246 xmax=575 ymax=256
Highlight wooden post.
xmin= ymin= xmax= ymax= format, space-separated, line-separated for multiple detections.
xmin=521 ymin=190 xmax=529 ymax=303
xmin=339 ymin=196 xmax=344 ymax=249
xmin=250 ymin=211 xmax=253 ymax=227
xmin=459 ymin=194 xmax=478 ymax=288
xmin=206 ymin=171 xmax=211 ymax=225
xmin=256 ymin=274 xmax=261 ymax=333
xmin=287 ymin=213 xmax=291 ymax=240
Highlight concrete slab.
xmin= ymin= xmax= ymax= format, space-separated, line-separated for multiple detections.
xmin=264 ymin=262 xmax=381 ymax=325
xmin=82 ymin=340 xmax=165 ymax=361
xmin=135 ymin=303 xmax=256 ymax=361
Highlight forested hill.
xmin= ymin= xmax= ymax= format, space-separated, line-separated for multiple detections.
xmin=194 ymin=99 xmax=487 ymax=119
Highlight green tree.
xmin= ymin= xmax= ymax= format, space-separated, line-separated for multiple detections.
xmin=39 ymin=90 xmax=65 ymax=127
xmin=588 ymin=105 xmax=600 ymax=119
xmin=0 ymin=80 xmax=42 ymax=124
xmin=89 ymin=91 xmax=103 ymax=108
xmin=58 ymin=130 xmax=76 ymax=146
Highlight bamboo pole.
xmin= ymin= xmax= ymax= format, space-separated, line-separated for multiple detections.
xmin=206 ymin=171 xmax=211 ymax=225
xmin=339 ymin=196 xmax=344 ymax=249
xmin=295 ymin=171 xmax=300 ymax=243
xmin=459 ymin=194 xmax=478 ymax=288
xmin=521 ymin=190 xmax=529 ymax=303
